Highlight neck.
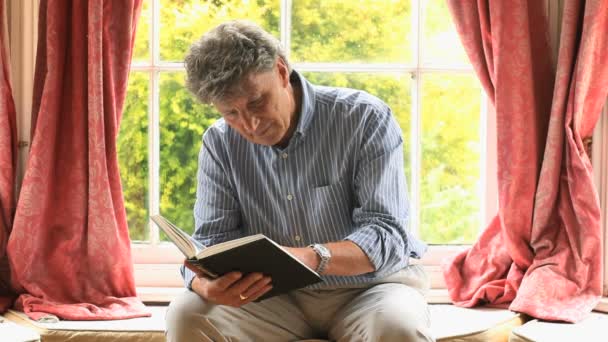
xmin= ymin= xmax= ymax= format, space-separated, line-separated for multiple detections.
xmin=275 ymin=81 xmax=302 ymax=149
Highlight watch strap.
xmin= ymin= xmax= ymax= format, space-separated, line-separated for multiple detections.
xmin=309 ymin=244 xmax=331 ymax=274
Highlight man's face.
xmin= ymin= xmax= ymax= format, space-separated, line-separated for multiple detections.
xmin=213 ymin=59 xmax=295 ymax=146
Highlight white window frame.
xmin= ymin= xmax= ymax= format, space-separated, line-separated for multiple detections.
xmin=7 ymin=0 xmax=37 ymax=189
xmin=594 ymin=105 xmax=608 ymax=304
xmin=15 ymin=0 xmax=606 ymax=308
xmin=129 ymin=0 xmax=490 ymax=301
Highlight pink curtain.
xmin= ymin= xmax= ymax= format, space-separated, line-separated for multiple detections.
xmin=444 ymin=0 xmax=608 ymax=322
xmin=7 ymin=0 xmax=149 ymax=320
xmin=0 ymin=0 xmax=18 ymax=313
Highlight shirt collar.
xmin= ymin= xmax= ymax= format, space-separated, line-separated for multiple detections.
xmin=290 ymin=70 xmax=315 ymax=137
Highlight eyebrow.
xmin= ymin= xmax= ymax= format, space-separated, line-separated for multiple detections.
xmin=247 ymin=94 xmax=264 ymax=106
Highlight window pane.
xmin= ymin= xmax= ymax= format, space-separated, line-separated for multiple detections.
xmin=420 ymin=73 xmax=481 ymax=244
xmin=422 ymin=0 xmax=469 ymax=66
xmin=302 ymin=72 xmax=412 ymax=190
xmin=159 ymin=72 xmax=221 ymax=238
xmin=132 ymin=0 xmax=150 ymax=62
xmin=160 ymin=0 xmax=280 ymax=62
xmin=292 ymin=1 xmax=412 ymax=63
xmin=119 ymin=72 xmax=149 ymax=241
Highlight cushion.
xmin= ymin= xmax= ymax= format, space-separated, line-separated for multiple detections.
xmin=430 ymin=305 xmax=525 ymax=342
xmin=3 ymin=304 xmax=525 ymax=342
xmin=3 ymin=306 xmax=166 ymax=342
xmin=0 ymin=316 xmax=40 ymax=342
xmin=509 ymin=312 xmax=608 ymax=342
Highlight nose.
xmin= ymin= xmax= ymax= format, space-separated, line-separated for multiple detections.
xmin=241 ymin=114 xmax=262 ymax=134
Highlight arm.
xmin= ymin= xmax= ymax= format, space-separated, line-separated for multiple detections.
xmin=286 ymin=105 xmax=417 ymax=277
xmin=184 ymin=130 xmax=272 ymax=305
xmin=346 ymin=105 xmax=417 ymax=277
xmin=283 ymin=241 xmax=374 ymax=276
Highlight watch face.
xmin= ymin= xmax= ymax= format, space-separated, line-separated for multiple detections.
xmin=322 ymin=248 xmax=331 ymax=258
xmin=316 ymin=244 xmax=331 ymax=259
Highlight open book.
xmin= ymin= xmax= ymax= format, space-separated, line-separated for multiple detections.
xmin=150 ymin=215 xmax=322 ymax=300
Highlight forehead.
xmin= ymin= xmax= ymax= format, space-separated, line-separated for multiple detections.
xmin=216 ymin=70 xmax=276 ymax=106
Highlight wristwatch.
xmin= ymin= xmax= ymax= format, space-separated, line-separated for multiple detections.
xmin=309 ymin=244 xmax=331 ymax=274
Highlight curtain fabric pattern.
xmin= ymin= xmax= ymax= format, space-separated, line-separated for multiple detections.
xmin=7 ymin=0 xmax=148 ymax=320
xmin=0 ymin=0 xmax=18 ymax=313
xmin=444 ymin=0 xmax=608 ymax=322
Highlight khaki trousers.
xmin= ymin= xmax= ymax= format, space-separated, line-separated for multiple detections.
xmin=165 ymin=266 xmax=435 ymax=342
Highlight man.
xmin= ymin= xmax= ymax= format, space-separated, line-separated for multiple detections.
xmin=165 ymin=20 xmax=433 ymax=342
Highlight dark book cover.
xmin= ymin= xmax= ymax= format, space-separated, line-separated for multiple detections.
xmin=187 ymin=237 xmax=322 ymax=301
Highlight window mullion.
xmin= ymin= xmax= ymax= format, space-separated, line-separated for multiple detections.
xmin=148 ymin=70 xmax=160 ymax=245
xmin=593 ymin=104 xmax=608 ymax=296
xmin=152 ymin=0 xmax=161 ymax=66
xmin=9 ymin=0 xmax=38 ymax=194
xmin=480 ymin=92 xmax=496 ymax=231
xmin=280 ymin=0 xmax=292 ymax=59
xmin=148 ymin=0 xmax=161 ymax=245
xmin=409 ymin=0 xmax=422 ymax=238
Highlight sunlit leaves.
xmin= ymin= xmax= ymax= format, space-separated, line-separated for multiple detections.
xmin=118 ymin=72 xmax=149 ymax=241
xmin=292 ymin=0 xmax=411 ymax=63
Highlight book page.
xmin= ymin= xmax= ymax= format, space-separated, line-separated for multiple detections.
xmin=150 ymin=215 xmax=198 ymax=258
xmin=196 ymin=234 xmax=265 ymax=259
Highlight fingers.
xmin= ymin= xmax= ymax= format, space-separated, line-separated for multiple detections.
xmin=214 ymin=272 xmax=244 ymax=290
xmin=195 ymin=272 xmax=273 ymax=307
xmin=183 ymin=260 xmax=205 ymax=278
xmin=236 ymin=274 xmax=272 ymax=300
xmin=195 ymin=272 xmax=242 ymax=304
xmin=240 ymin=282 xmax=273 ymax=305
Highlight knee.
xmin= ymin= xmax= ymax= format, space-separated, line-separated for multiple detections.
xmin=165 ymin=296 xmax=196 ymax=331
xmin=165 ymin=291 xmax=213 ymax=341
xmin=372 ymin=310 xmax=434 ymax=342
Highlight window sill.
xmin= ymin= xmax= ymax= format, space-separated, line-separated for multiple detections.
xmin=132 ymin=244 xmax=469 ymax=289
xmin=137 ymin=287 xmax=184 ymax=303
xmin=136 ymin=285 xmax=608 ymax=316
xmin=595 ymin=297 xmax=608 ymax=313
xmin=134 ymin=244 xmax=608 ymax=312
xmin=136 ymin=286 xmax=453 ymax=305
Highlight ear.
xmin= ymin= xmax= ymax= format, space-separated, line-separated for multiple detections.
xmin=276 ymin=57 xmax=290 ymax=88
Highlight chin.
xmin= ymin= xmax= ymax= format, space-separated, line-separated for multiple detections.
xmin=248 ymin=135 xmax=279 ymax=146
xmin=251 ymin=129 xmax=284 ymax=146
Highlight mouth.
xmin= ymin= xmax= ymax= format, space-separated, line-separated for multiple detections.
xmin=253 ymin=124 xmax=272 ymax=137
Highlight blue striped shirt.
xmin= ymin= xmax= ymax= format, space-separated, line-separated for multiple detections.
xmin=182 ymin=71 xmax=427 ymax=289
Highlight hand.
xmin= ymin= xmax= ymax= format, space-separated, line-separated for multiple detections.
xmin=185 ymin=261 xmax=272 ymax=307
xmin=282 ymin=246 xmax=319 ymax=271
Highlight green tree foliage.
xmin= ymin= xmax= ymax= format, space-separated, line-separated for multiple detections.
xmin=420 ymin=74 xmax=480 ymax=243
xmin=291 ymin=0 xmax=411 ymax=63
xmin=118 ymin=72 xmax=149 ymax=241
xmin=119 ymin=0 xmax=482 ymax=244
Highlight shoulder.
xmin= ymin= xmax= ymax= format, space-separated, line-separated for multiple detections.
xmin=202 ymin=118 xmax=234 ymax=145
xmin=313 ymin=85 xmax=392 ymax=122
xmin=312 ymin=85 xmax=398 ymax=135
xmin=200 ymin=118 xmax=238 ymax=158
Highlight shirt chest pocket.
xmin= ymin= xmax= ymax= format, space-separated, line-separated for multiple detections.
xmin=303 ymin=179 xmax=353 ymax=235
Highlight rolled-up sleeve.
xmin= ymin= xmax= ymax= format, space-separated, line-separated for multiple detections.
xmin=182 ymin=129 xmax=243 ymax=289
xmin=345 ymin=105 xmax=423 ymax=278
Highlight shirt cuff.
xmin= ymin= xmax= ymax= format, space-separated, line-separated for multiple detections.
xmin=345 ymin=227 xmax=406 ymax=278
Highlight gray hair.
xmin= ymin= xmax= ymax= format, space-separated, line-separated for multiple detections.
xmin=184 ymin=20 xmax=291 ymax=104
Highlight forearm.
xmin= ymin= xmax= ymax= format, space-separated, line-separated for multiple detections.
xmin=286 ymin=240 xmax=375 ymax=276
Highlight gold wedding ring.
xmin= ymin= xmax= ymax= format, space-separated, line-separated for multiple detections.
xmin=239 ymin=294 xmax=248 ymax=301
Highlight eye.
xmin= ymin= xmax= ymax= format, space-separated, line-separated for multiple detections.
xmin=249 ymin=96 xmax=265 ymax=110
xmin=223 ymin=110 xmax=238 ymax=119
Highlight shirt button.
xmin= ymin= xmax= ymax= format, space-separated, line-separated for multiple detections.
xmin=287 ymin=194 xmax=293 ymax=201
xmin=282 ymin=153 xmax=288 ymax=159
xmin=294 ymin=235 xmax=301 ymax=241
